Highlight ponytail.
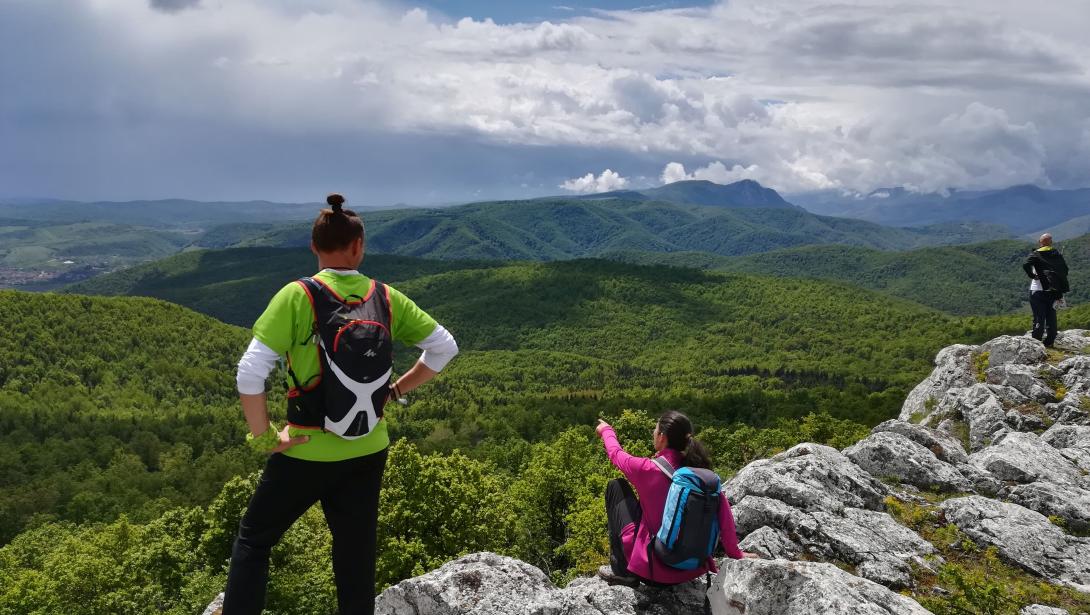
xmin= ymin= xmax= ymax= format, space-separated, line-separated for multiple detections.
xmin=657 ymin=410 xmax=713 ymax=469
xmin=312 ymin=193 xmax=364 ymax=252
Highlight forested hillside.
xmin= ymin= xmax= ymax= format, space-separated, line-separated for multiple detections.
xmin=608 ymin=234 xmax=1090 ymax=316
xmin=237 ymin=198 xmax=1009 ymax=260
xmin=6 ymin=254 xmax=1090 ymax=611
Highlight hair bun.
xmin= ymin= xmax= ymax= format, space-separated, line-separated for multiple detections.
xmin=326 ymin=193 xmax=345 ymax=213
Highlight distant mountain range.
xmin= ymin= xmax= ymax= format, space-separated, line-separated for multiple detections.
xmin=571 ymin=179 xmax=799 ymax=209
xmin=591 ymin=232 xmax=1090 ymax=316
xmin=237 ymin=194 xmax=1008 ymax=261
xmin=793 ymin=184 xmax=1090 ymax=234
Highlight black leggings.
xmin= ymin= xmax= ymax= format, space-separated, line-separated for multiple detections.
xmin=1030 ymin=290 xmax=1058 ymax=346
xmin=222 ymin=448 xmax=388 ymax=615
xmin=605 ymin=478 xmax=642 ymax=576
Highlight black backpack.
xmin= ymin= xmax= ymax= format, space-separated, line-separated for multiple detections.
xmin=286 ymin=277 xmax=393 ymax=439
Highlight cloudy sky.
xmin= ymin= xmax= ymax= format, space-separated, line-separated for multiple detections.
xmin=1 ymin=0 xmax=1089 ymax=205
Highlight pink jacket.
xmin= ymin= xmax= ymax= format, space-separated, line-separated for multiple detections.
xmin=600 ymin=426 xmax=744 ymax=583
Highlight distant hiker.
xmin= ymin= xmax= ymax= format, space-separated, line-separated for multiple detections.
xmin=1023 ymin=233 xmax=1069 ymax=348
xmin=594 ymin=411 xmax=755 ymax=588
xmin=224 ymin=194 xmax=459 ymax=615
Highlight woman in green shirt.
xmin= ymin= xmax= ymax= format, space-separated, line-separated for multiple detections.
xmin=223 ymin=194 xmax=458 ymax=615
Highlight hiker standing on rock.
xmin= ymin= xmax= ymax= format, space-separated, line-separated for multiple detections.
xmin=224 ymin=194 xmax=459 ymax=615
xmin=1023 ymin=233 xmax=1069 ymax=348
xmin=594 ymin=411 xmax=756 ymax=587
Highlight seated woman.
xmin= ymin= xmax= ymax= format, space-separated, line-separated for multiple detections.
xmin=595 ymin=411 xmax=754 ymax=585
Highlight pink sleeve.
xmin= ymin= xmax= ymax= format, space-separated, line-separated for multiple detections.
xmin=599 ymin=426 xmax=650 ymax=483
xmin=719 ymin=492 xmax=744 ymax=559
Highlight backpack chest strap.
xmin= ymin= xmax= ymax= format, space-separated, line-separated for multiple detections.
xmin=652 ymin=456 xmax=675 ymax=479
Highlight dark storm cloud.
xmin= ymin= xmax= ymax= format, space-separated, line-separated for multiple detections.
xmin=149 ymin=0 xmax=201 ymax=13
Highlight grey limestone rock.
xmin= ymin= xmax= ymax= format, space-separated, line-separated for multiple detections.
xmin=548 ymin=575 xmax=707 ymax=615
xmin=900 ymin=344 xmax=976 ymax=423
xmin=725 ymin=443 xmax=889 ymax=514
xmin=871 ymin=419 xmax=969 ymax=465
xmin=1042 ymin=423 xmax=1090 ymax=473
xmin=375 ymin=552 xmax=554 ymax=615
xmin=844 ymin=431 xmax=972 ymax=493
xmin=374 ymin=552 xmax=708 ymax=615
xmin=201 ymin=593 xmax=223 ymax=615
xmin=1002 ymin=480 xmax=1090 ymax=532
xmin=981 ymin=335 xmax=1047 ymax=368
xmin=940 ymin=496 xmax=1090 ymax=592
xmin=707 ymin=558 xmax=932 ymax=615
xmin=1053 ymin=329 xmax=1090 ymax=353
xmin=1019 ymin=606 xmax=1069 ymax=615
xmin=738 ymin=525 xmax=803 ymax=560
xmin=968 ymin=432 xmax=1083 ymax=486
xmin=935 ymin=384 xmax=1019 ymax=451
xmin=1042 ymin=423 xmax=1090 ymax=450
xmin=1058 ymin=355 xmax=1090 ymax=389
xmin=732 ymin=496 xmax=935 ymax=589
xmin=985 ymin=363 xmax=1056 ymax=403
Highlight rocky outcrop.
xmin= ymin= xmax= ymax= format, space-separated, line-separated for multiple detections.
xmin=374 ymin=552 xmax=709 ymax=615
xmin=201 ymin=594 xmax=223 ymax=615
xmin=708 ymin=559 xmax=933 ymax=615
xmin=900 ymin=344 xmax=976 ymax=423
xmin=940 ymin=497 xmax=1090 ymax=593
xmin=1020 ymin=606 xmax=1070 ymax=615
xmin=725 ymin=444 xmax=889 ymax=513
xmin=844 ymin=431 xmax=972 ymax=493
xmin=203 ymin=331 xmax=1090 ymax=615
xmin=373 ymin=553 xmax=933 ymax=615
xmin=726 ymin=444 xmax=934 ymax=589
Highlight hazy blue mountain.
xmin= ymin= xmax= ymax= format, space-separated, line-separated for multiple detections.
xmin=792 ymin=185 xmax=1090 ymax=233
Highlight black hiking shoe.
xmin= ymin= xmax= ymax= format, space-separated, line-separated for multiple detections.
xmin=598 ymin=565 xmax=640 ymax=587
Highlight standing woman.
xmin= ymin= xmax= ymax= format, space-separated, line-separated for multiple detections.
xmin=225 ymin=194 xmax=458 ymax=614
xmin=595 ymin=411 xmax=754 ymax=586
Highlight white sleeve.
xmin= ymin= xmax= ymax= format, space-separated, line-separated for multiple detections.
xmin=236 ymin=337 xmax=282 ymax=395
xmin=416 ymin=324 xmax=459 ymax=372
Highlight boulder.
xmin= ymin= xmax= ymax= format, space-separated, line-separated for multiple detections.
xmin=708 ymin=558 xmax=932 ymax=615
xmin=940 ymin=497 xmax=1090 ymax=592
xmin=981 ymin=335 xmax=1047 ymax=368
xmin=844 ymin=431 xmax=972 ymax=493
xmin=725 ymin=443 xmax=889 ymax=514
xmin=1019 ymin=606 xmax=1069 ymax=615
xmin=968 ymin=432 xmax=1083 ymax=486
xmin=985 ymin=364 xmax=1055 ymax=403
xmin=374 ymin=552 xmax=708 ymax=615
xmin=375 ymin=552 xmax=554 ymax=615
xmin=933 ymin=384 xmax=1022 ymax=451
xmin=1041 ymin=423 xmax=1090 ymax=472
xmin=1053 ymin=329 xmax=1090 ymax=353
xmin=1044 ymin=400 xmax=1090 ymax=426
xmin=547 ymin=575 xmax=707 ymax=615
xmin=1002 ymin=480 xmax=1090 ymax=531
xmin=738 ymin=526 xmax=802 ymax=560
xmin=201 ymin=594 xmax=223 ymax=615
xmin=732 ymin=496 xmax=935 ymax=589
xmin=1041 ymin=423 xmax=1090 ymax=451
xmin=1058 ymin=355 xmax=1090 ymax=389
xmin=871 ymin=419 xmax=969 ymax=465
xmin=899 ymin=344 xmax=976 ymax=423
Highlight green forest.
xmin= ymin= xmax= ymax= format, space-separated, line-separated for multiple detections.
xmin=4 ymin=247 xmax=1089 ymax=613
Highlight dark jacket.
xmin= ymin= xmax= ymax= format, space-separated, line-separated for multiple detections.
xmin=1023 ymin=246 xmax=1070 ymax=295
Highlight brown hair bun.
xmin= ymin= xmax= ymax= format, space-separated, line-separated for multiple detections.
xmin=326 ymin=193 xmax=345 ymax=213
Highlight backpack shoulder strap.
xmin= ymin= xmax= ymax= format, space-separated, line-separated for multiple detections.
xmin=652 ymin=456 xmax=675 ymax=479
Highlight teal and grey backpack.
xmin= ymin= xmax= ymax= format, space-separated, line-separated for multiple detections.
xmin=650 ymin=457 xmax=722 ymax=570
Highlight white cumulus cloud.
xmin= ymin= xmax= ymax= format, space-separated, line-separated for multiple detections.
xmin=561 ymin=169 xmax=629 ymax=193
